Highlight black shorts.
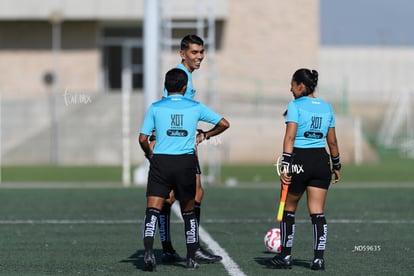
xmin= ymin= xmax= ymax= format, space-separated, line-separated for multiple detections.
xmin=288 ymin=148 xmax=332 ymax=194
xmin=146 ymin=154 xmax=197 ymax=202
xmin=151 ymin=133 xmax=201 ymax=175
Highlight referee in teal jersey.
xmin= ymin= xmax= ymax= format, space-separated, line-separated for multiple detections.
xmin=139 ymin=68 xmax=229 ymax=271
xmin=268 ymin=68 xmax=341 ymax=271
xmin=156 ymin=34 xmax=222 ymax=263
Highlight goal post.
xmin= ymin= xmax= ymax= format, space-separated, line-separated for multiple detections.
xmin=378 ymin=89 xmax=414 ymax=157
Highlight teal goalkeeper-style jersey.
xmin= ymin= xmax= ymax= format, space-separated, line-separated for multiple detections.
xmin=285 ymin=96 xmax=336 ymax=148
xmin=163 ymin=63 xmax=196 ymax=99
xmin=140 ymin=94 xmax=222 ymax=155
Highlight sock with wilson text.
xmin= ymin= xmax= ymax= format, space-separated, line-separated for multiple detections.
xmin=143 ymin=208 xmax=160 ymax=251
xmin=311 ymin=213 xmax=328 ymax=259
xmin=182 ymin=210 xmax=198 ymax=259
xmin=280 ymin=210 xmax=295 ymax=257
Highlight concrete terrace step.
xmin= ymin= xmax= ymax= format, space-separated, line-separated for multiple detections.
xmin=2 ymin=93 xmax=378 ymax=165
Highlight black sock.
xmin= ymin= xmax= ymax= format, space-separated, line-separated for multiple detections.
xmin=311 ymin=213 xmax=327 ymax=259
xmin=143 ymin=208 xmax=160 ymax=251
xmin=158 ymin=202 xmax=175 ymax=253
xmin=280 ymin=211 xmax=295 ymax=257
xmin=194 ymin=201 xmax=202 ymax=249
xmin=194 ymin=201 xmax=201 ymax=224
xmin=182 ymin=210 xmax=198 ymax=259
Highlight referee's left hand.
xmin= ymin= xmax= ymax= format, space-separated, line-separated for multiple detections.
xmin=280 ymin=172 xmax=292 ymax=185
xmin=196 ymin=129 xmax=206 ymax=145
xmin=332 ymin=169 xmax=340 ymax=184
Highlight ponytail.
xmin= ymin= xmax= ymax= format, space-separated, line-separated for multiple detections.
xmin=292 ymin=68 xmax=319 ymax=96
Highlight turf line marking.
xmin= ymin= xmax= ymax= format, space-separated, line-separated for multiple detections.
xmin=201 ymin=218 xmax=414 ymax=224
xmin=1 ymin=218 xmax=414 ymax=225
xmin=0 ymin=219 xmax=139 ymax=224
xmin=171 ymin=203 xmax=246 ymax=276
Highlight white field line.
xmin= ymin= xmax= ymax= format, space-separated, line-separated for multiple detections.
xmin=1 ymin=218 xmax=413 ymax=225
xmin=201 ymin=218 xmax=414 ymax=224
xmin=0 ymin=219 xmax=138 ymax=224
xmin=170 ymin=203 xmax=247 ymax=276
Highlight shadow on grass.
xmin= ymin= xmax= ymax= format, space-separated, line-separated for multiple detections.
xmin=254 ymin=251 xmax=310 ymax=269
xmin=120 ymin=249 xmax=186 ymax=271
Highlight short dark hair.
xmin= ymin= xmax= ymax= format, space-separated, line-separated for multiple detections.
xmin=180 ymin=34 xmax=204 ymax=50
xmin=164 ymin=68 xmax=188 ymax=93
xmin=292 ymin=68 xmax=319 ymax=96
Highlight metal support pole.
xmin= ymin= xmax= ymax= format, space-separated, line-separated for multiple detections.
xmin=122 ymin=45 xmax=132 ymax=186
xmin=49 ymin=11 xmax=63 ymax=165
xmin=144 ymin=0 xmax=160 ymax=109
xmin=0 ymin=94 xmax=2 ymax=184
